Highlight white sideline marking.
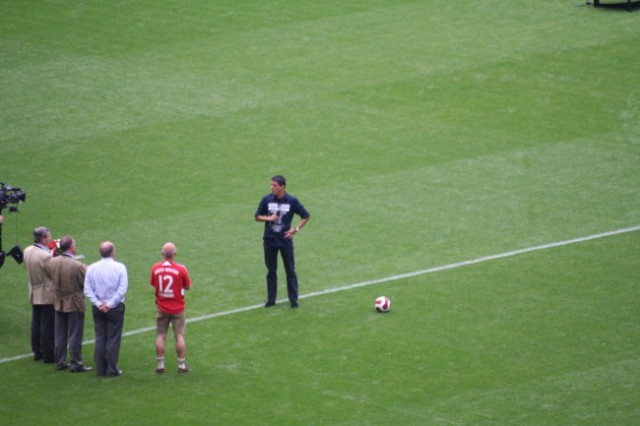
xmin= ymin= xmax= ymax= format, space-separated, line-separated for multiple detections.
xmin=2 ymin=225 xmax=639 ymax=365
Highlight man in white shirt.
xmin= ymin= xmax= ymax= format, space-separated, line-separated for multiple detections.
xmin=84 ymin=241 xmax=128 ymax=377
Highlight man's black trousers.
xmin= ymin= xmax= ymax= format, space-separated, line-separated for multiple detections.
xmin=263 ymin=241 xmax=298 ymax=305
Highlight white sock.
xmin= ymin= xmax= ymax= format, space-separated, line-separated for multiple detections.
xmin=178 ymin=358 xmax=186 ymax=369
xmin=156 ymin=357 xmax=165 ymax=369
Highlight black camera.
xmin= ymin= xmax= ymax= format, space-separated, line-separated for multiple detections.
xmin=0 ymin=182 xmax=26 ymax=268
xmin=0 ymin=183 xmax=27 ymax=212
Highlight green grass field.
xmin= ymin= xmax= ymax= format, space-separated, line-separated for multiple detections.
xmin=1 ymin=1 xmax=638 ymax=424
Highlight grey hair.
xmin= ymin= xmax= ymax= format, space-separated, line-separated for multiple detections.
xmin=33 ymin=227 xmax=50 ymax=243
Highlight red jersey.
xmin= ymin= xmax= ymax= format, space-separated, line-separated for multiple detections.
xmin=150 ymin=260 xmax=192 ymax=314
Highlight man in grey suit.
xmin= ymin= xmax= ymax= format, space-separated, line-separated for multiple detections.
xmin=23 ymin=227 xmax=55 ymax=363
xmin=48 ymin=236 xmax=92 ymax=372
xmin=84 ymin=241 xmax=128 ymax=377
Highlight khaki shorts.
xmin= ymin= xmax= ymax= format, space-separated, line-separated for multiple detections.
xmin=156 ymin=307 xmax=186 ymax=338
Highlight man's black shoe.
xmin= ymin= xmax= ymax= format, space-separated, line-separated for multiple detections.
xmin=70 ymin=366 xmax=93 ymax=373
xmin=290 ymin=302 xmax=299 ymax=308
xmin=264 ymin=301 xmax=276 ymax=308
xmin=56 ymin=364 xmax=69 ymax=371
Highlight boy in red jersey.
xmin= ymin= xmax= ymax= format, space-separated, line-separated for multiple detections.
xmin=150 ymin=242 xmax=192 ymax=373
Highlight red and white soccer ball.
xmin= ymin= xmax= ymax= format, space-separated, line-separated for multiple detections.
xmin=374 ymin=296 xmax=391 ymax=313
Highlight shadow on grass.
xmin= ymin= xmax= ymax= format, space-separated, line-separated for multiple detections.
xmin=591 ymin=0 xmax=639 ymax=11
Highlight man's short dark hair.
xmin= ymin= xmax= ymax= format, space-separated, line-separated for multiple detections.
xmin=271 ymin=175 xmax=286 ymax=187
xmin=59 ymin=236 xmax=74 ymax=252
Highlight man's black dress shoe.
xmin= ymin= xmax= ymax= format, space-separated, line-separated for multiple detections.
xmin=70 ymin=366 xmax=93 ymax=373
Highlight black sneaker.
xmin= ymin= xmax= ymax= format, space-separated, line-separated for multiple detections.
xmin=264 ymin=301 xmax=276 ymax=308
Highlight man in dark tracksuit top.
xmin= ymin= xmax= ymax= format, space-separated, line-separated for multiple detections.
xmin=255 ymin=175 xmax=310 ymax=308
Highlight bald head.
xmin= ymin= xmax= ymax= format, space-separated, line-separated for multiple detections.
xmin=161 ymin=242 xmax=177 ymax=260
xmin=99 ymin=241 xmax=115 ymax=258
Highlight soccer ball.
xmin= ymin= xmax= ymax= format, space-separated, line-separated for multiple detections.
xmin=374 ymin=296 xmax=391 ymax=313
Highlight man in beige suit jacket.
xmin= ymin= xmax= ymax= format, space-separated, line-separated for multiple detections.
xmin=23 ymin=227 xmax=54 ymax=362
xmin=48 ymin=236 xmax=92 ymax=372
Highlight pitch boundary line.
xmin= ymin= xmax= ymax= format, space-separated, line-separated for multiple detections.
xmin=2 ymin=225 xmax=639 ymax=364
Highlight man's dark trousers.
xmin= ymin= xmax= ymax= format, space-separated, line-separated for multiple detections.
xmin=92 ymin=303 xmax=125 ymax=376
xmin=264 ymin=241 xmax=298 ymax=304
xmin=32 ymin=304 xmax=55 ymax=361
xmin=54 ymin=311 xmax=85 ymax=370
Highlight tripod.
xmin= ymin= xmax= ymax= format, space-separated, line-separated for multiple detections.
xmin=0 ymin=219 xmax=24 ymax=269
